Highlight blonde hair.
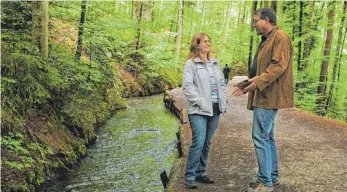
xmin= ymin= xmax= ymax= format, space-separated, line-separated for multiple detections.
xmin=187 ymin=33 xmax=211 ymax=63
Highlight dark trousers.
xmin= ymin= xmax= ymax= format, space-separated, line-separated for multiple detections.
xmin=224 ymin=74 xmax=229 ymax=83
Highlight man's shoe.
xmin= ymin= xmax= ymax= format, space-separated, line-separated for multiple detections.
xmin=195 ymin=175 xmax=214 ymax=184
xmin=249 ymin=179 xmax=279 ymax=188
xmin=185 ymin=180 xmax=197 ymax=189
xmin=247 ymin=182 xmax=273 ymax=192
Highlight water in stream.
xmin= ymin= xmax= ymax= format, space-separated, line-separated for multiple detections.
xmin=43 ymin=94 xmax=179 ymax=192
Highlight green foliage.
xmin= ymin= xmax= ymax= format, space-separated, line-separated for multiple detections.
xmin=0 ymin=131 xmax=54 ymax=192
xmin=1 ymin=0 xmax=346 ymax=190
xmin=1 ymin=133 xmax=29 ymax=155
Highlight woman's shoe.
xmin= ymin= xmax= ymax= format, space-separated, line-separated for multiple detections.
xmin=195 ymin=175 xmax=214 ymax=184
xmin=185 ymin=180 xmax=198 ymax=189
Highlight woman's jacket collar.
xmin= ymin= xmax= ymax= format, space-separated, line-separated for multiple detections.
xmin=193 ymin=57 xmax=218 ymax=64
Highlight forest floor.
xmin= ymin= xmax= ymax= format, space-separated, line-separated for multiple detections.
xmin=166 ymin=76 xmax=347 ymax=192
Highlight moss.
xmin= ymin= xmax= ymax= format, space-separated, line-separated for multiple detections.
xmin=51 ymin=159 xmax=65 ymax=168
xmin=64 ymin=149 xmax=78 ymax=163
xmin=5 ymin=183 xmax=31 ymax=192
xmin=27 ymin=185 xmax=35 ymax=192
xmin=25 ymin=172 xmax=35 ymax=183
xmin=34 ymin=165 xmax=46 ymax=186
xmin=75 ymin=142 xmax=87 ymax=156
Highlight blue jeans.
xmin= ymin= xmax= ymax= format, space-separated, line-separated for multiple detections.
xmin=252 ymin=107 xmax=278 ymax=187
xmin=185 ymin=104 xmax=220 ymax=181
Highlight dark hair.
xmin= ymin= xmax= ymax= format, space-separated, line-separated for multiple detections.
xmin=255 ymin=8 xmax=276 ymax=25
xmin=187 ymin=33 xmax=211 ymax=62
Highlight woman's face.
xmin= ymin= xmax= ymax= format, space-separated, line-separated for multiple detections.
xmin=198 ymin=36 xmax=210 ymax=55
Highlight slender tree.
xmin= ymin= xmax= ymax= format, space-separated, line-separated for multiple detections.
xmin=316 ymin=1 xmax=335 ymax=115
xmin=325 ymin=1 xmax=347 ymax=115
xmin=237 ymin=2 xmax=241 ymax=25
xmin=292 ymin=1 xmax=296 ymax=42
xmin=134 ymin=0 xmax=143 ymax=50
xmin=143 ymin=1 xmax=152 ymax=22
xmin=199 ymin=0 xmax=206 ymax=32
xmin=170 ymin=1 xmax=178 ymax=32
xmin=271 ymin=0 xmax=277 ymax=13
xmin=337 ymin=27 xmax=347 ymax=84
xmin=189 ymin=2 xmax=197 ymax=38
xmin=302 ymin=0 xmax=315 ymax=70
xmin=75 ymin=0 xmax=87 ymax=62
xmin=248 ymin=0 xmax=258 ymax=77
xmin=223 ymin=1 xmax=232 ymax=48
xmin=337 ymin=2 xmax=347 ymax=84
xmin=176 ymin=0 xmax=183 ymax=58
xmin=32 ymin=1 xmax=49 ymax=59
xmin=311 ymin=2 xmax=326 ymax=51
xmin=241 ymin=2 xmax=247 ymax=24
xmin=297 ymin=0 xmax=304 ymax=74
xmin=264 ymin=0 xmax=269 ymax=8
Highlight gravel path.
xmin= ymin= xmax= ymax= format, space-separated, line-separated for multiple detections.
xmin=166 ymin=76 xmax=347 ymax=192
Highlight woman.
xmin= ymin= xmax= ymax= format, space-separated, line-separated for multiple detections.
xmin=182 ymin=33 xmax=227 ymax=189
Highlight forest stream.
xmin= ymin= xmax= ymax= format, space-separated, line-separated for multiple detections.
xmin=40 ymin=94 xmax=179 ymax=192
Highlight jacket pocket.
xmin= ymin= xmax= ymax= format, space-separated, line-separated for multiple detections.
xmin=200 ymin=98 xmax=210 ymax=112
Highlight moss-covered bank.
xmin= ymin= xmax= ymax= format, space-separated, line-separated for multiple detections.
xmin=1 ymin=82 xmax=175 ymax=192
xmin=1 ymin=2 xmax=182 ymax=191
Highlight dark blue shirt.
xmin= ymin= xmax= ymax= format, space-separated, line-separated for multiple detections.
xmin=250 ymin=28 xmax=275 ymax=78
xmin=250 ymin=35 xmax=268 ymax=78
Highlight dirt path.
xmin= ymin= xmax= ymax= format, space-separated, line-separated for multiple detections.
xmin=166 ymin=76 xmax=347 ymax=192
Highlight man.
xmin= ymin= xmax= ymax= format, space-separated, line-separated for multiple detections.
xmin=223 ymin=64 xmax=230 ymax=83
xmin=233 ymin=8 xmax=294 ymax=192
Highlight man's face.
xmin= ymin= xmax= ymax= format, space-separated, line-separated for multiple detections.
xmin=253 ymin=13 xmax=266 ymax=35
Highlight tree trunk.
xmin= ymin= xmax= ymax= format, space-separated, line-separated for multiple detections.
xmin=337 ymin=26 xmax=347 ymax=83
xmin=241 ymin=3 xmax=247 ymax=24
xmin=134 ymin=0 xmax=143 ymax=50
xmin=264 ymin=0 xmax=269 ymax=8
xmin=271 ymin=0 xmax=277 ymax=13
xmin=151 ymin=1 xmax=155 ymax=30
xmin=302 ymin=0 xmax=315 ymax=70
xmin=311 ymin=2 xmax=326 ymax=51
xmin=176 ymin=0 xmax=183 ymax=59
xmin=316 ymin=1 xmax=335 ymax=115
xmin=337 ymin=2 xmax=347 ymax=84
xmin=75 ymin=0 xmax=87 ymax=62
xmin=143 ymin=1 xmax=152 ymax=22
xmin=292 ymin=1 xmax=296 ymax=42
xmin=170 ymin=1 xmax=178 ymax=32
xmin=237 ymin=3 xmax=241 ymax=25
xmin=189 ymin=3 xmax=197 ymax=38
xmin=248 ymin=0 xmax=258 ymax=77
xmin=324 ymin=1 xmax=347 ymax=115
xmin=297 ymin=0 xmax=304 ymax=73
xmin=32 ymin=1 xmax=49 ymax=59
xmin=199 ymin=0 xmax=206 ymax=32
xmin=223 ymin=1 xmax=232 ymax=48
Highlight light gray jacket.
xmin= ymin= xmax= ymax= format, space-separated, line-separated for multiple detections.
xmin=182 ymin=57 xmax=228 ymax=116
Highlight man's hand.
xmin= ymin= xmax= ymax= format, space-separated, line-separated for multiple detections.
xmin=244 ymin=78 xmax=257 ymax=92
xmin=232 ymin=85 xmax=245 ymax=96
